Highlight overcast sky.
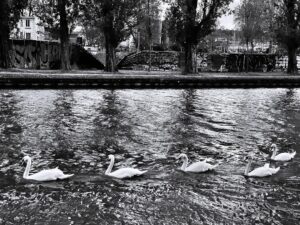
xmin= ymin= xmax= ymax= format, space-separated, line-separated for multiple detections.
xmin=218 ymin=0 xmax=240 ymax=29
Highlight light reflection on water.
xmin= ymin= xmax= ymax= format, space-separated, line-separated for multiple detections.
xmin=0 ymin=89 xmax=300 ymax=224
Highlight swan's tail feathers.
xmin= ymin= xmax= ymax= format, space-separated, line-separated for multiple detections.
xmin=211 ymin=163 xmax=220 ymax=170
xmin=58 ymin=174 xmax=74 ymax=180
xmin=291 ymin=151 xmax=296 ymax=158
xmin=264 ymin=163 xmax=270 ymax=168
xmin=138 ymin=170 xmax=148 ymax=175
xmin=211 ymin=165 xmax=218 ymax=170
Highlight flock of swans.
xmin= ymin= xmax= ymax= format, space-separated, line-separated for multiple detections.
xmin=21 ymin=143 xmax=296 ymax=182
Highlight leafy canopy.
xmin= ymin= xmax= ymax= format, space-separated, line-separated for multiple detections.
xmin=166 ymin=0 xmax=232 ymax=47
xmin=33 ymin=0 xmax=82 ymax=38
xmin=82 ymin=0 xmax=141 ymax=48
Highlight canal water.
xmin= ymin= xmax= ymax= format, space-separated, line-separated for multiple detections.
xmin=0 ymin=89 xmax=299 ymax=225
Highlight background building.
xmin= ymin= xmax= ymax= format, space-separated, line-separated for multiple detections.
xmin=11 ymin=16 xmax=45 ymax=40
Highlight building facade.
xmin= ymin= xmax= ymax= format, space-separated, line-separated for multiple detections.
xmin=11 ymin=16 xmax=45 ymax=41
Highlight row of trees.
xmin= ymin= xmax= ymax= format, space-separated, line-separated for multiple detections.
xmin=1 ymin=0 xmax=300 ymax=74
xmin=166 ymin=0 xmax=232 ymax=73
xmin=235 ymin=0 xmax=300 ymax=74
xmin=0 ymin=0 xmax=233 ymax=73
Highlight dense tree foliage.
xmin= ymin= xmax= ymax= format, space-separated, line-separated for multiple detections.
xmin=166 ymin=0 xmax=232 ymax=74
xmin=128 ymin=0 xmax=161 ymax=51
xmin=0 ymin=0 xmax=28 ymax=68
xmin=83 ymin=0 xmax=140 ymax=72
xmin=234 ymin=0 xmax=276 ymax=53
xmin=234 ymin=0 xmax=265 ymax=51
xmin=34 ymin=0 xmax=82 ymax=39
xmin=82 ymin=26 xmax=105 ymax=47
xmin=274 ymin=0 xmax=300 ymax=74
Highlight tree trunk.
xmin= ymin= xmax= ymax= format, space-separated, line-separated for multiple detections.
xmin=58 ymin=0 xmax=71 ymax=71
xmin=147 ymin=0 xmax=152 ymax=72
xmin=250 ymin=41 xmax=254 ymax=53
xmin=268 ymin=40 xmax=273 ymax=53
xmin=182 ymin=0 xmax=197 ymax=74
xmin=104 ymin=32 xmax=117 ymax=72
xmin=287 ymin=46 xmax=298 ymax=74
xmin=183 ymin=44 xmax=196 ymax=74
xmin=0 ymin=0 xmax=10 ymax=69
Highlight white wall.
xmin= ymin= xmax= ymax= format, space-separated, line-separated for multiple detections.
xmin=13 ymin=16 xmax=45 ymax=40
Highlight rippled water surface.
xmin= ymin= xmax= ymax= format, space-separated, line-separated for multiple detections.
xmin=0 ymin=89 xmax=300 ymax=225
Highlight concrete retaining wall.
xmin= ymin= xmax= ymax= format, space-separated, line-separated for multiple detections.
xmin=225 ymin=54 xmax=276 ymax=72
xmin=118 ymin=51 xmax=179 ymax=70
xmin=9 ymin=39 xmax=104 ymax=70
xmin=206 ymin=54 xmax=276 ymax=72
xmin=117 ymin=51 xmax=278 ymax=72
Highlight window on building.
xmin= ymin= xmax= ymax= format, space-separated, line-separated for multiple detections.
xmin=20 ymin=20 xmax=23 ymax=27
xmin=26 ymin=19 xmax=30 ymax=28
xmin=26 ymin=33 xmax=31 ymax=40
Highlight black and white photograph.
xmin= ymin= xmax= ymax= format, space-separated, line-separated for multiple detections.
xmin=0 ymin=0 xmax=299 ymax=224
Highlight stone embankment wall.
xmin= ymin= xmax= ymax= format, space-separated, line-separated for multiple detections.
xmin=118 ymin=51 xmax=179 ymax=70
xmin=207 ymin=54 xmax=277 ymax=72
xmin=118 ymin=51 xmax=282 ymax=72
xmin=9 ymin=39 xmax=104 ymax=70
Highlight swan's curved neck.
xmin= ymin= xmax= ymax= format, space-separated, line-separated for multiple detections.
xmin=244 ymin=160 xmax=252 ymax=176
xmin=105 ymin=156 xmax=114 ymax=175
xmin=271 ymin=146 xmax=278 ymax=159
xmin=23 ymin=158 xmax=31 ymax=178
xmin=181 ymin=155 xmax=188 ymax=171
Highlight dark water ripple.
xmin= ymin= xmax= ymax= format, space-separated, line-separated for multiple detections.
xmin=0 ymin=89 xmax=300 ymax=224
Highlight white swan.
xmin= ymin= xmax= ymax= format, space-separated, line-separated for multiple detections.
xmin=244 ymin=159 xmax=280 ymax=177
xmin=105 ymin=155 xmax=147 ymax=179
xmin=22 ymin=156 xmax=74 ymax=182
xmin=177 ymin=153 xmax=217 ymax=173
xmin=270 ymin=143 xmax=296 ymax=161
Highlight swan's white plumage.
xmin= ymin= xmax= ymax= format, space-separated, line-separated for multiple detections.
xmin=177 ymin=153 xmax=217 ymax=173
xmin=108 ymin=168 xmax=147 ymax=179
xmin=273 ymin=152 xmax=296 ymax=161
xmin=22 ymin=156 xmax=74 ymax=182
xmin=271 ymin=144 xmax=296 ymax=161
xmin=105 ymin=155 xmax=147 ymax=179
xmin=244 ymin=160 xmax=280 ymax=177
xmin=185 ymin=161 xmax=217 ymax=172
